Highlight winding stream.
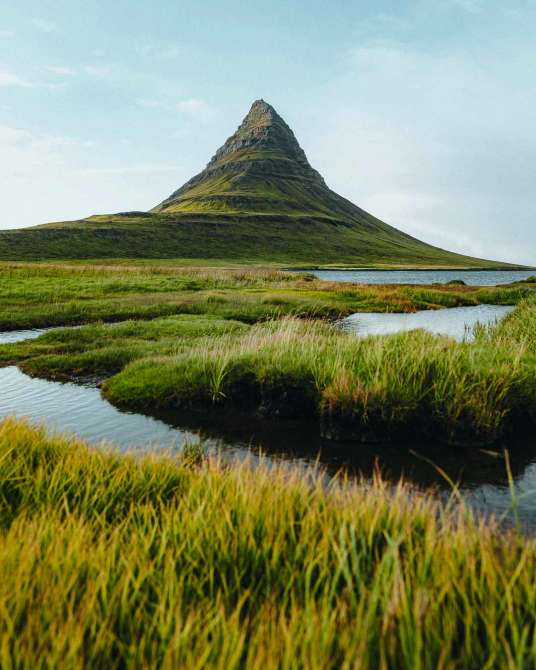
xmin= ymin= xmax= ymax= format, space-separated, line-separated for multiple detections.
xmin=1 ymin=305 xmax=535 ymax=529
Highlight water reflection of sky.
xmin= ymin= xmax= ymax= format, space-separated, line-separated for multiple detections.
xmin=340 ymin=305 xmax=514 ymax=341
xmin=311 ymin=269 xmax=534 ymax=286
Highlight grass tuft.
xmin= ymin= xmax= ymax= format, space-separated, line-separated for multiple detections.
xmin=102 ymin=302 xmax=536 ymax=445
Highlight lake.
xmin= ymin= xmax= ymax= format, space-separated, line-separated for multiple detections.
xmin=310 ymin=269 xmax=534 ymax=285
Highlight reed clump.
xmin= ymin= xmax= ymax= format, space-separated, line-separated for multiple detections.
xmin=0 ymin=417 xmax=534 ymax=669
xmin=104 ymin=301 xmax=536 ymax=445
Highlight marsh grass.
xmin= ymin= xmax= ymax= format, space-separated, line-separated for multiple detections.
xmin=0 ymin=315 xmax=250 ymax=380
xmin=0 ymin=262 xmax=529 ymax=330
xmin=3 ymin=297 xmax=535 ymax=446
xmin=103 ymin=305 xmax=536 ymax=445
xmin=0 ymin=417 xmax=535 ymax=669
xmin=1 ymin=263 xmax=533 ymax=445
xmin=488 ymin=298 xmax=536 ymax=353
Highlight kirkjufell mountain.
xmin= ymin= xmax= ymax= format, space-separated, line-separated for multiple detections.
xmin=153 ymin=99 xmax=331 ymax=215
xmin=0 ymin=100 xmax=510 ymax=266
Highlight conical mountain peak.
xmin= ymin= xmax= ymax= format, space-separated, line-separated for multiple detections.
xmin=149 ymin=102 xmax=490 ymax=275
xmin=2 ymin=97 xmax=501 ymax=269
xmin=154 ymin=100 xmax=325 ymax=212
xmin=242 ymin=98 xmax=279 ymax=123
xmin=206 ymin=98 xmax=315 ymax=171
xmin=234 ymin=99 xmax=287 ymax=138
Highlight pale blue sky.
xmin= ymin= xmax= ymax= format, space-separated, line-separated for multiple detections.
xmin=1 ymin=0 xmax=535 ymax=263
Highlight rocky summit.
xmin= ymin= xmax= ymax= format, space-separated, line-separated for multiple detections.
xmin=0 ymin=100 xmax=511 ymax=266
xmin=153 ymin=99 xmax=328 ymax=214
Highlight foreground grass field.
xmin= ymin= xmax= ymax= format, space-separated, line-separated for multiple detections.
xmin=0 ymin=418 xmax=535 ymax=669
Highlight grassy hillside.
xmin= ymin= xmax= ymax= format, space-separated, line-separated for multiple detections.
xmin=0 ymin=211 xmax=518 ymax=266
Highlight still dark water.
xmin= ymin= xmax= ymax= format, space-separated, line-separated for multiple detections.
xmin=312 ymin=269 xmax=534 ymax=286
xmin=1 ymin=308 xmax=535 ymax=529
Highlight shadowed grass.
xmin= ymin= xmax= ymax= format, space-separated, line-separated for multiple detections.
xmin=0 ymin=417 xmax=535 ymax=668
xmin=101 ymin=299 xmax=536 ymax=446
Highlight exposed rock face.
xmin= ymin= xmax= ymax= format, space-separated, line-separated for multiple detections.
xmin=153 ymin=99 xmax=328 ymax=212
xmin=205 ymin=99 xmax=324 ymax=181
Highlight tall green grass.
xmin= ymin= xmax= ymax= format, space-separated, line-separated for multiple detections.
xmin=0 ymin=315 xmax=250 ymax=379
xmin=0 ymin=418 xmax=534 ymax=668
xmin=489 ymin=298 xmax=536 ymax=353
xmin=104 ymin=307 xmax=536 ymax=445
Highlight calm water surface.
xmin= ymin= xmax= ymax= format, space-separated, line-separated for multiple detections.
xmin=312 ymin=269 xmax=534 ymax=285
xmin=1 ymin=316 xmax=535 ymax=529
xmin=341 ymin=304 xmax=515 ymax=341
xmin=1 ymin=328 xmax=49 ymax=344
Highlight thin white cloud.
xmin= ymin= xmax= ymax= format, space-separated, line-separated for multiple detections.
xmin=0 ymin=68 xmax=66 ymax=90
xmin=84 ymin=64 xmax=114 ymax=80
xmin=45 ymin=65 xmax=75 ymax=76
xmin=175 ymin=99 xmax=219 ymax=122
xmin=0 ymin=30 xmax=14 ymax=38
xmin=176 ymin=99 xmax=209 ymax=114
xmin=0 ymin=125 xmax=92 ymax=152
xmin=135 ymin=43 xmax=182 ymax=60
xmin=136 ymin=97 xmax=219 ymax=123
xmin=32 ymin=17 xmax=59 ymax=33
xmin=0 ymin=69 xmax=31 ymax=87
xmin=356 ymin=2 xmax=488 ymax=46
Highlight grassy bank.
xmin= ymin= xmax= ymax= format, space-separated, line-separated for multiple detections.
xmin=0 ymin=418 xmax=534 ymax=669
xmin=1 ymin=275 xmax=534 ymax=446
xmin=1 ymin=262 xmax=534 ymax=447
xmin=3 ymin=300 xmax=535 ymax=447
xmin=0 ymin=315 xmax=250 ymax=379
xmin=0 ymin=262 xmax=530 ymax=330
xmin=102 ymin=310 xmax=536 ymax=446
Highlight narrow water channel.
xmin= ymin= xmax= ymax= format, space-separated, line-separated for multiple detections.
xmin=1 ymin=307 xmax=535 ymax=529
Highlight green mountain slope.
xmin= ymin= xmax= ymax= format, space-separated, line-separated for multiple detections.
xmin=0 ymin=100 xmax=516 ymax=267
